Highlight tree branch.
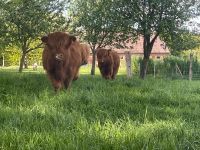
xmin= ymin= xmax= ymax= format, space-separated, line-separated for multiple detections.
xmin=97 ymin=31 xmax=109 ymax=48
xmin=150 ymin=32 xmax=159 ymax=45
xmin=26 ymin=43 xmax=43 ymax=53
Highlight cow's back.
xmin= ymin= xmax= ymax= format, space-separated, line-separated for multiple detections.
xmin=80 ymin=43 xmax=90 ymax=64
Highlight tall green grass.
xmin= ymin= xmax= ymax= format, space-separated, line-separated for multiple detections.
xmin=0 ymin=66 xmax=200 ymax=149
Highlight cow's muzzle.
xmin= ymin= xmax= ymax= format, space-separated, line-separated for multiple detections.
xmin=55 ymin=53 xmax=64 ymax=61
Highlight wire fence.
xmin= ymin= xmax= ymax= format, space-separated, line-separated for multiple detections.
xmin=1 ymin=53 xmax=200 ymax=81
xmin=130 ymin=55 xmax=200 ymax=80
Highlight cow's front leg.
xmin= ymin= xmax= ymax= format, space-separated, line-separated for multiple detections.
xmin=48 ymin=74 xmax=63 ymax=92
xmin=73 ymin=68 xmax=80 ymax=81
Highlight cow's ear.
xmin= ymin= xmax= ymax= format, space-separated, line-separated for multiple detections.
xmin=70 ymin=35 xmax=76 ymax=42
xmin=107 ymin=49 xmax=111 ymax=56
xmin=41 ymin=36 xmax=48 ymax=44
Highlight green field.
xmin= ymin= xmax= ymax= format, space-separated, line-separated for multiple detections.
xmin=0 ymin=66 xmax=200 ymax=150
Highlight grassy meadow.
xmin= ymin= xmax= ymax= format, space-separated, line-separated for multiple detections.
xmin=0 ymin=65 xmax=200 ymax=150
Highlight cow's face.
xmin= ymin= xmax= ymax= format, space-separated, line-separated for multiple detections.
xmin=97 ymin=49 xmax=111 ymax=65
xmin=41 ymin=32 xmax=76 ymax=61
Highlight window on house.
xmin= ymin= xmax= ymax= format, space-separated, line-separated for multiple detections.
xmin=157 ymin=56 xmax=160 ymax=59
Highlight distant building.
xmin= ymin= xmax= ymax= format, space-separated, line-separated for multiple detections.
xmin=107 ymin=36 xmax=170 ymax=59
xmin=88 ymin=36 xmax=170 ymax=64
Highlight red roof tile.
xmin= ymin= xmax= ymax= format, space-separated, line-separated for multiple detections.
xmin=106 ymin=36 xmax=170 ymax=55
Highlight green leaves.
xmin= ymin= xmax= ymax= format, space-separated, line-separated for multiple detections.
xmin=163 ymin=31 xmax=200 ymax=55
xmin=0 ymin=0 xmax=68 ymax=71
xmin=1 ymin=0 xmax=67 ymax=48
xmin=69 ymin=0 xmax=126 ymax=49
xmin=69 ymin=0 xmax=199 ymax=50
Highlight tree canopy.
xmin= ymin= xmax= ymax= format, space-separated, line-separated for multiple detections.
xmin=0 ymin=0 xmax=68 ymax=72
xmin=1 ymin=0 xmax=199 ymax=77
xmin=114 ymin=0 xmax=200 ymax=78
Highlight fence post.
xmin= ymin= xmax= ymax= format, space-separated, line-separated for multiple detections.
xmin=125 ymin=51 xmax=132 ymax=78
xmin=189 ymin=53 xmax=193 ymax=81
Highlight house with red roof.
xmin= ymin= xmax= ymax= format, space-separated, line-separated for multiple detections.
xmin=88 ymin=36 xmax=170 ymax=64
xmin=107 ymin=36 xmax=170 ymax=59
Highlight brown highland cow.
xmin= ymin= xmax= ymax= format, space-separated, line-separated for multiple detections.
xmin=41 ymin=32 xmax=90 ymax=91
xmin=96 ymin=48 xmax=120 ymax=79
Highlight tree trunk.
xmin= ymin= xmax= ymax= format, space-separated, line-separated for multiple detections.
xmin=24 ymin=55 xmax=28 ymax=69
xmin=140 ymin=57 xmax=149 ymax=79
xmin=140 ymin=36 xmax=151 ymax=79
xmin=19 ymin=52 xmax=26 ymax=72
xmin=91 ymin=49 xmax=96 ymax=75
xmin=139 ymin=34 xmax=158 ymax=79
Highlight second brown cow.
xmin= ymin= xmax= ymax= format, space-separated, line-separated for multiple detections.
xmin=41 ymin=32 xmax=90 ymax=91
xmin=96 ymin=48 xmax=120 ymax=80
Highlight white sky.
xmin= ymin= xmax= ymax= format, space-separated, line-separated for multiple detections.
xmin=183 ymin=16 xmax=200 ymax=33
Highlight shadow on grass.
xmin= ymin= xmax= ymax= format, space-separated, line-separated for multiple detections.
xmin=0 ymin=70 xmax=200 ymax=149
